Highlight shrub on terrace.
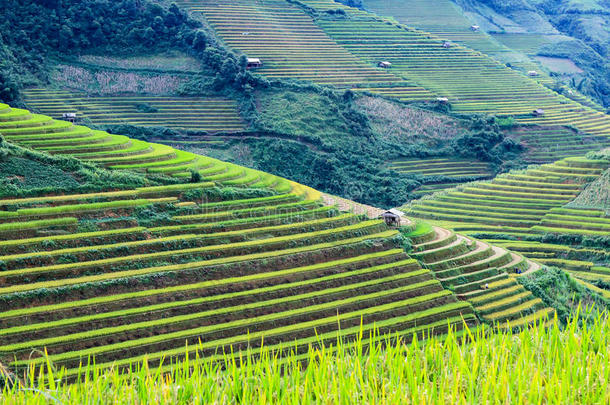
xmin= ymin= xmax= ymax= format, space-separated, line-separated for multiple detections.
xmin=0 ymin=142 xmax=173 ymax=198
xmin=518 ymin=267 xmax=608 ymax=324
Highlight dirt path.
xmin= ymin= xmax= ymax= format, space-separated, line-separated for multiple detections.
xmin=321 ymin=193 xmax=387 ymax=219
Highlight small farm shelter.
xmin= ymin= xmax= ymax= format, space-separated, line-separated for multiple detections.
xmin=527 ymin=70 xmax=539 ymax=77
xmin=442 ymin=41 xmax=453 ymax=48
xmin=62 ymin=113 xmax=77 ymax=123
xmin=532 ymin=109 xmax=545 ymax=117
xmin=380 ymin=209 xmax=406 ymax=227
xmin=436 ymin=97 xmax=449 ymax=104
xmin=378 ymin=61 xmax=392 ymax=68
xmin=246 ymin=58 xmax=262 ymax=69
xmin=470 ymin=25 xmax=480 ymax=31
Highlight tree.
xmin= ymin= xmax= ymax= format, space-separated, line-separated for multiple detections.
xmin=192 ymin=30 xmax=207 ymax=51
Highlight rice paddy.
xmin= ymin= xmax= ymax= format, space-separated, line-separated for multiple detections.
xmin=403 ymin=154 xmax=610 ymax=295
xmin=0 ymin=178 xmax=484 ymax=380
xmin=22 ymin=89 xmax=245 ymax=133
xmin=0 ymin=104 xmax=296 ymax=193
xmin=3 ymin=313 xmax=609 ymax=404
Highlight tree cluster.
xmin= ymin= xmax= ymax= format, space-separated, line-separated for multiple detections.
xmin=0 ymin=0 xmax=260 ymax=103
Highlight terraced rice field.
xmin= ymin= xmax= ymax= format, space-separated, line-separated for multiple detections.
xmin=169 ymin=0 xmax=610 ymax=160
xmin=296 ymin=0 xmax=610 ymax=158
xmin=390 ymin=158 xmax=493 ymax=197
xmin=183 ymin=0 xmax=402 ymax=86
xmin=390 ymin=158 xmax=492 ymax=179
xmin=403 ymin=155 xmax=610 ymax=295
xmin=0 ymin=103 xmax=294 ymax=191
xmin=511 ymin=126 xmax=608 ymax=163
xmin=490 ymin=34 xmax=553 ymax=55
xmin=175 ymin=0 xmax=435 ymax=101
xmin=404 ymin=222 xmax=553 ymax=327
xmin=22 ymin=88 xmax=245 ymax=133
xmin=536 ymin=207 xmax=610 ymax=237
xmin=0 ymin=181 xmax=480 ymax=378
xmin=362 ymin=0 xmax=507 ymax=54
xmin=404 ymin=156 xmax=608 ymax=232
xmin=411 ymin=182 xmax=464 ymax=197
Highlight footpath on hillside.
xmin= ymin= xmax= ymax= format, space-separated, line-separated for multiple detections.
xmin=322 ymin=193 xmax=386 ymax=219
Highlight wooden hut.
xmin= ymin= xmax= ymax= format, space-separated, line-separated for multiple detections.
xmin=532 ymin=109 xmax=545 ymax=117
xmin=62 ymin=113 xmax=77 ymax=123
xmin=380 ymin=209 xmax=406 ymax=227
xmin=246 ymin=58 xmax=262 ymax=69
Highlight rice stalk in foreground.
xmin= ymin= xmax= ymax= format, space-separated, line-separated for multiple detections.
xmin=1 ymin=313 xmax=609 ymax=404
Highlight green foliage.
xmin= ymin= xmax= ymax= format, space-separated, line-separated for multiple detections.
xmin=134 ymin=103 xmax=158 ymax=113
xmin=518 ymin=267 xmax=608 ymax=323
xmin=538 ymin=39 xmax=610 ymax=106
xmin=452 ymin=116 xmax=524 ymax=164
xmin=0 ymin=0 xmax=265 ymax=103
xmin=4 ymin=315 xmax=610 ymax=403
xmin=0 ymin=142 xmax=170 ymax=198
xmin=182 ymin=186 xmax=276 ymax=203
xmin=214 ymin=91 xmax=520 ymax=207
xmin=0 ymin=155 xmax=81 ymax=192
xmin=189 ymin=169 xmax=202 ymax=183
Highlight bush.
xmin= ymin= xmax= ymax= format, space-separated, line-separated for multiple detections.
xmin=519 ymin=267 xmax=608 ymax=324
xmin=189 ymin=169 xmax=202 ymax=183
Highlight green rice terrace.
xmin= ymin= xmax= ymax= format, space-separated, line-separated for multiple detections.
xmin=180 ymin=0 xmax=610 ymax=162
xmin=0 ymin=162 xmax=552 ymax=379
xmin=22 ymin=88 xmax=245 ymax=133
xmin=0 ymin=100 xmax=560 ymax=379
xmin=0 ymin=180 xmax=472 ymax=378
xmin=0 ymin=102 xmax=272 ymax=186
xmin=177 ymin=0 xmax=434 ymax=99
xmin=509 ymin=126 xmax=607 ymax=163
xmin=403 ymin=153 xmax=610 ymax=298
xmin=390 ymin=158 xmax=493 ymax=197
xmin=361 ymin=0 xmax=509 ymax=55
xmin=3 ymin=0 xmax=610 ymax=401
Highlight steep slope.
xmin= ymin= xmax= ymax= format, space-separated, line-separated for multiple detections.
xmin=0 ymin=101 xmax=486 ymax=377
xmin=178 ymin=0 xmax=434 ymax=99
xmin=404 ymin=221 xmax=552 ymax=327
xmin=0 ymin=102 xmax=302 ymax=194
xmin=0 ymin=100 xmax=563 ymax=377
xmin=183 ymin=0 xmax=610 ymax=161
xmin=402 ymin=153 xmax=610 ymax=297
xmin=0 ymin=182 xmax=479 ymax=377
xmin=22 ymin=89 xmax=246 ymax=133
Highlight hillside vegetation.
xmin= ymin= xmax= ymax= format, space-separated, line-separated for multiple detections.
xmin=0 ymin=138 xmax=162 ymax=198
xmin=5 ymin=0 xmax=610 ymax=210
xmin=2 ymin=0 xmax=610 ymax=399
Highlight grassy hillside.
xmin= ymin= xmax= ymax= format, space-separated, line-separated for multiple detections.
xmin=0 ymin=139 xmax=166 ymax=198
xmin=0 ymin=180 xmax=477 ymax=379
xmin=7 ymin=0 xmax=608 ymax=209
xmin=0 ymin=100 xmax=565 ymax=381
xmin=0 ymin=133 xmax=490 ymax=381
xmin=23 ymin=88 xmax=245 ymax=133
xmin=0 ymin=102 xmax=310 ymax=195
